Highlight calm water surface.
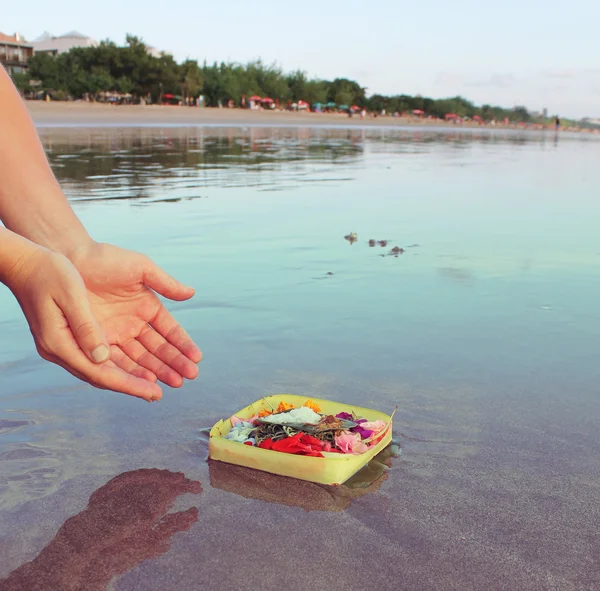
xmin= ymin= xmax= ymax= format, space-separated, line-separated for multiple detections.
xmin=1 ymin=127 xmax=599 ymax=590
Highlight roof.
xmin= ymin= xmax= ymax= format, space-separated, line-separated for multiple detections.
xmin=34 ymin=31 xmax=53 ymax=42
xmin=59 ymin=30 xmax=88 ymax=39
xmin=0 ymin=31 xmax=33 ymax=47
xmin=32 ymin=31 xmax=98 ymax=53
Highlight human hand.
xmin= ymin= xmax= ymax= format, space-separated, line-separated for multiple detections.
xmin=1 ymin=469 xmax=202 ymax=591
xmin=67 ymin=241 xmax=202 ymax=393
xmin=3 ymin=239 xmax=164 ymax=401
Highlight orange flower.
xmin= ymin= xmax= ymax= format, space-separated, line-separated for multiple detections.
xmin=257 ymin=409 xmax=274 ymax=418
xmin=303 ymin=399 xmax=321 ymax=413
xmin=276 ymin=401 xmax=296 ymax=413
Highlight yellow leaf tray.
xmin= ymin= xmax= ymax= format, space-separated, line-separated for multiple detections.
xmin=208 ymin=394 xmax=394 ymax=486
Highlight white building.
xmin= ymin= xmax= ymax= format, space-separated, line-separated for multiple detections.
xmin=146 ymin=46 xmax=163 ymax=58
xmin=32 ymin=31 xmax=98 ymax=55
xmin=32 ymin=31 xmax=167 ymax=58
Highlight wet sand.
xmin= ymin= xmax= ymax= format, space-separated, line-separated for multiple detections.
xmin=1 ymin=126 xmax=599 ymax=590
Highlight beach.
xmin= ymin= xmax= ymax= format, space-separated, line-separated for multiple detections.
xmin=26 ymin=100 xmax=576 ymax=131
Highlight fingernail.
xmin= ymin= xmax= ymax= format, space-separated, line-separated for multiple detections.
xmin=91 ymin=344 xmax=110 ymax=363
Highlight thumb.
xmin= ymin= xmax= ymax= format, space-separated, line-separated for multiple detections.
xmin=143 ymin=258 xmax=195 ymax=301
xmin=64 ymin=297 xmax=111 ymax=364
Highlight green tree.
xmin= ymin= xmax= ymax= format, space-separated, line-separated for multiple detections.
xmin=10 ymin=72 xmax=32 ymax=93
xmin=328 ymin=78 xmax=365 ymax=106
xmin=180 ymin=59 xmax=203 ymax=99
xmin=19 ymin=32 xmax=541 ymax=119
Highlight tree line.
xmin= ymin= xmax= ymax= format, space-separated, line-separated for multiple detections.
xmin=11 ymin=34 xmax=537 ymax=122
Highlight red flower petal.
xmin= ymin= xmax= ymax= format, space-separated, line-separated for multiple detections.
xmin=301 ymin=434 xmax=325 ymax=448
xmin=259 ymin=438 xmax=274 ymax=450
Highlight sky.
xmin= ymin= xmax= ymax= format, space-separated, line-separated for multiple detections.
xmin=6 ymin=0 xmax=600 ymax=118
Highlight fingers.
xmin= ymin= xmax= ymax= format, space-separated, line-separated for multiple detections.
xmin=121 ymin=338 xmax=184 ymax=388
xmin=60 ymin=290 xmax=110 ymax=364
xmin=110 ymin=346 xmax=157 ymax=383
xmin=142 ymin=258 xmax=195 ymax=302
xmin=44 ymin=347 xmax=163 ymax=402
xmin=38 ymin=305 xmax=160 ymax=401
xmin=138 ymin=325 xmax=199 ymax=381
xmin=27 ymin=282 xmax=160 ymax=401
xmin=150 ymin=306 xmax=202 ymax=363
xmin=153 ymin=507 xmax=199 ymax=538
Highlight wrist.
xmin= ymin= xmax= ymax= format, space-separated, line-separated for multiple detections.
xmin=0 ymin=229 xmax=47 ymax=292
xmin=62 ymin=237 xmax=100 ymax=269
xmin=1 ymin=183 xmax=92 ymax=257
xmin=26 ymin=185 xmax=92 ymax=256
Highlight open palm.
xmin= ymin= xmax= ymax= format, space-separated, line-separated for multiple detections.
xmin=72 ymin=242 xmax=202 ymax=399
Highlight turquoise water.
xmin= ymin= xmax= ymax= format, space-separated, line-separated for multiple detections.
xmin=1 ymin=127 xmax=599 ymax=590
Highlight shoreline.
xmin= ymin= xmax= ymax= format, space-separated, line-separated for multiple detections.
xmin=26 ymin=101 xmax=591 ymax=132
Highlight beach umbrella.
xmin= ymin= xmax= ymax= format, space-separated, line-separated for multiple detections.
xmin=413 ymin=109 xmax=424 ymax=115
xmin=445 ymin=113 xmax=458 ymax=119
xmin=338 ymin=104 xmax=349 ymax=110
xmin=262 ymin=97 xmax=274 ymax=103
xmin=249 ymin=95 xmax=262 ymax=101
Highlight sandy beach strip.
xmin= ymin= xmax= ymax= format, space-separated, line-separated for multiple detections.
xmin=27 ymin=100 xmax=531 ymax=130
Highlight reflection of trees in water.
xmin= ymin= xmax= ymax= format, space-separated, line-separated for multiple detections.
xmin=42 ymin=128 xmax=366 ymax=202
xmin=40 ymin=126 xmax=563 ymax=202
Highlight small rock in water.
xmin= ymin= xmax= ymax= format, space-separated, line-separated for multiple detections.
xmin=326 ymin=272 xmax=334 ymax=276
xmin=389 ymin=246 xmax=405 ymax=257
xmin=344 ymin=232 xmax=358 ymax=244
xmin=378 ymin=240 xmax=388 ymax=247
xmin=368 ymin=239 xmax=376 ymax=247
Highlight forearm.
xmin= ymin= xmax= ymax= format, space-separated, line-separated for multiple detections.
xmin=0 ymin=66 xmax=90 ymax=256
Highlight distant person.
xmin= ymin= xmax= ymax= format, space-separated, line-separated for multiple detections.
xmin=555 ymin=116 xmax=560 ymax=130
xmin=0 ymin=65 xmax=202 ymax=402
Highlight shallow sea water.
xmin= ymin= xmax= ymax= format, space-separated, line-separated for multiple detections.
xmin=0 ymin=126 xmax=599 ymax=590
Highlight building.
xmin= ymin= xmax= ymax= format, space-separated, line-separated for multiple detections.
xmin=0 ymin=32 xmax=34 ymax=74
xmin=146 ymin=46 xmax=163 ymax=58
xmin=32 ymin=31 xmax=98 ymax=55
xmin=33 ymin=31 xmax=166 ymax=58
